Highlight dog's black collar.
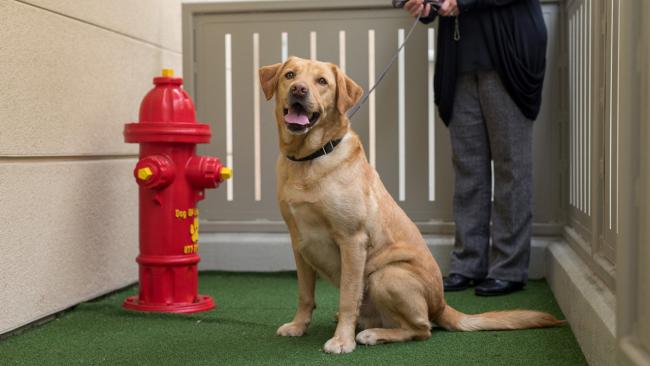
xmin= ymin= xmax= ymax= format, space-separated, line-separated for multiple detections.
xmin=286 ymin=138 xmax=343 ymax=162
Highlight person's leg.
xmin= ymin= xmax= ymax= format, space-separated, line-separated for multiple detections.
xmin=447 ymin=73 xmax=492 ymax=282
xmin=477 ymin=71 xmax=533 ymax=285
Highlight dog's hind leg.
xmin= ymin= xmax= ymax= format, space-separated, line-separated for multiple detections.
xmin=356 ymin=265 xmax=432 ymax=345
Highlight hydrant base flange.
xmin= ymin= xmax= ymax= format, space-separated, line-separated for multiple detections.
xmin=123 ymin=294 xmax=215 ymax=314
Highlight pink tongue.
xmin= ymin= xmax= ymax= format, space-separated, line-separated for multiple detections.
xmin=284 ymin=112 xmax=310 ymax=125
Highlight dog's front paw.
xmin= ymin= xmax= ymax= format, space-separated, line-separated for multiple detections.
xmin=323 ymin=335 xmax=356 ymax=354
xmin=276 ymin=322 xmax=307 ymax=337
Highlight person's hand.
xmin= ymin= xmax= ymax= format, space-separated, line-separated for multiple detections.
xmin=438 ymin=0 xmax=459 ymax=17
xmin=404 ymin=0 xmax=432 ymax=18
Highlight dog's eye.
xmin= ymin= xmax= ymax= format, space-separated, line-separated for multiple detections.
xmin=317 ymin=77 xmax=328 ymax=85
xmin=285 ymin=71 xmax=295 ymax=80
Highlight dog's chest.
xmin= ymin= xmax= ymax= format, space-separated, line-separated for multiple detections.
xmin=287 ymin=200 xmax=342 ymax=286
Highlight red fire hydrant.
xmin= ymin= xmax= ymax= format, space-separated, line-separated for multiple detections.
xmin=122 ymin=69 xmax=231 ymax=313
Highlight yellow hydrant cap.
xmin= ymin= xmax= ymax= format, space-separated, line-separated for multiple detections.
xmin=162 ymin=68 xmax=174 ymax=77
xmin=220 ymin=167 xmax=233 ymax=180
xmin=138 ymin=167 xmax=153 ymax=181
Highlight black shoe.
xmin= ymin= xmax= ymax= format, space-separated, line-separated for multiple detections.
xmin=443 ymin=274 xmax=475 ymax=292
xmin=475 ymin=278 xmax=524 ymax=296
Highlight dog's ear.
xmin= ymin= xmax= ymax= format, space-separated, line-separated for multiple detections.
xmin=259 ymin=63 xmax=283 ymax=100
xmin=333 ymin=65 xmax=363 ymax=116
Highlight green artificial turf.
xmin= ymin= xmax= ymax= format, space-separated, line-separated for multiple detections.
xmin=0 ymin=272 xmax=586 ymax=366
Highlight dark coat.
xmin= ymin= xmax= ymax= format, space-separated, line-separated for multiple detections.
xmin=421 ymin=0 xmax=548 ymax=125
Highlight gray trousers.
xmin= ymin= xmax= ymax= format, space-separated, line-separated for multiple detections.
xmin=448 ymin=72 xmax=533 ymax=283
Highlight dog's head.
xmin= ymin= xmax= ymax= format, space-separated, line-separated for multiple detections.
xmin=259 ymin=57 xmax=363 ymax=137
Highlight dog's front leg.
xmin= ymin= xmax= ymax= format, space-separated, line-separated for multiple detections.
xmin=277 ymin=209 xmax=316 ymax=337
xmin=276 ymin=249 xmax=316 ymax=336
xmin=323 ymin=231 xmax=368 ymax=354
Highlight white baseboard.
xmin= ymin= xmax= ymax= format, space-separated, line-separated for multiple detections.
xmin=198 ymin=233 xmax=550 ymax=279
xmin=545 ymin=241 xmax=616 ymax=366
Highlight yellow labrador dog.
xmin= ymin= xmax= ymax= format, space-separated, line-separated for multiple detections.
xmin=259 ymin=56 xmax=562 ymax=354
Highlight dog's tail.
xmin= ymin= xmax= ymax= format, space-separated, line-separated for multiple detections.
xmin=435 ymin=304 xmax=566 ymax=331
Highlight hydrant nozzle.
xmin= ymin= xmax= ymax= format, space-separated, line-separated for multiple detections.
xmin=186 ymin=156 xmax=232 ymax=190
xmin=137 ymin=167 xmax=153 ymax=181
xmin=220 ymin=167 xmax=233 ymax=181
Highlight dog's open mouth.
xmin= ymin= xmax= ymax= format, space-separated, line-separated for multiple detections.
xmin=283 ymin=103 xmax=321 ymax=133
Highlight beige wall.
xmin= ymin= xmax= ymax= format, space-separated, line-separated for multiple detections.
xmin=0 ymin=0 xmax=182 ymax=334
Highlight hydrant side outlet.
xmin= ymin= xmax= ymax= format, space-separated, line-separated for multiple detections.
xmin=122 ymin=69 xmax=231 ymax=314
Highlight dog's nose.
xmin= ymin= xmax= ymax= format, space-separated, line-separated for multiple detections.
xmin=290 ymin=83 xmax=308 ymax=98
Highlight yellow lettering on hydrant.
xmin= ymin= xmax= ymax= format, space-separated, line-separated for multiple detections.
xmin=183 ymin=244 xmax=199 ymax=254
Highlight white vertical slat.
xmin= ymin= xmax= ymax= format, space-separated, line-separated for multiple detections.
xmin=578 ymin=5 xmax=584 ymax=213
xmin=608 ymin=0 xmax=614 ymax=229
xmin=253 ymin=33 xmax=261 ymax=202
xmin=281 ymin=32 xmax=288 ymax=62
xmin=427 ymin=27 xmax=435 ymax=202
xmin=568 ymin=16 xmax=571 ymax=207
xmin=576 ymin=6 xmax=580 ymax=212
xmin=577 ymin=5 xmax=581 ymax=213
xmin=339 ymin=30 xmax=346 ymax=73
xmin=572 ymin=13 xmax=577 ymax=210
xmin=612 ymin=1 xmax=621 ymax=234
xmin=571 ymin=13 xmax=576 ymax=209
xmin=573 ymin=15 xmax=577 ymax=210
xmin=570 ymin=16 xmax=575 ymax=208
xmin=573 ymin=11 xmax=580 ymax=210
xmin=586 ymin=1 xmax=592 ymax=216
xmin=583 ymin=3 xmax=589 ymax=215
xmin=310 ymin=31 xmax=317 ymax=60
xmin=580 ymin=3 xmax=589 ymax=214
xmin=569 ymin=16 xmax=573 ymax=207
xmin=579 ymin=6 xmax=583 ymax=213
xmin=368 ymin=29 xmax=376 ymax=167
xmin=398 ymin=28 xmax=406 ymax=202
xmin=576 ymin=7 xmax=584 ymax=211
xmin=225 ymin=33 xmax=234 ymax=201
